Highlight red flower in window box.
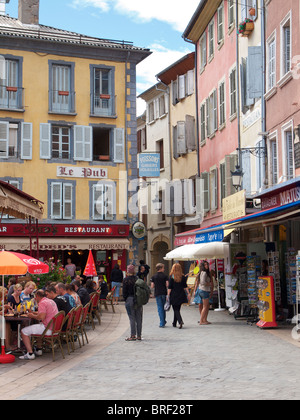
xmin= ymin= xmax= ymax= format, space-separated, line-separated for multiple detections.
xmin=6 ymin=86 xmax=17 ymax=92
xmin=58 ymin=91 xmax=69 ymax=96
xmin=100 ymin=94 xmax=110 ymax=99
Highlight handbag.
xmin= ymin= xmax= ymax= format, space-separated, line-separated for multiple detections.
xmin=164 ymin=297 xmax=171 ymax=311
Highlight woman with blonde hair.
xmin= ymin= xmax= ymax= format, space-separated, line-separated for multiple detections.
xmin=168 ymin=263 xmax=190 ymax=329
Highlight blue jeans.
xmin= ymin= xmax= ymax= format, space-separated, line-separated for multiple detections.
xmin=156 ymin=295 xmax=167 ymax=327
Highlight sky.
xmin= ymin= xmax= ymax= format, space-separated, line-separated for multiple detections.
xmin=5 ymin=0 xmax=199 ymax=115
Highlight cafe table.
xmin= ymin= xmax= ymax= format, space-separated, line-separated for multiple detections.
xmin=4 ymin=313 xmax=33 ymax=352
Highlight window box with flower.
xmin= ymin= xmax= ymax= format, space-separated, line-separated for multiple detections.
xmin=238 ymin=18 xmax=254 ymax=37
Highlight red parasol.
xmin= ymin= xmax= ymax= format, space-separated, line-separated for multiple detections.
xmin=0 ymin=251 xmax=49 ymax=364
xmin=83 ymin=250 xmax=97 ymax=277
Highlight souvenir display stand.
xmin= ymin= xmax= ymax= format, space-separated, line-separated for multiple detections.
xmin=286 ymin=249 xmax=297 ymax=309
xmin=256 ymin=276 xmax=278 ymax=328
xmin=268 ymin=251 xmax=281 ymax=302
xmin=246 ymin=255 xmax=261 ymax=323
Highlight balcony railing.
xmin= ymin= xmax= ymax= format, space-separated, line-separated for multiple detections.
xmin=49 ymin=90 xmax=76 ymax=114
xmin=0 ymin=86 xmax=24 ymax=110
xmin=91 ymin=93 xmax=116 ymax=117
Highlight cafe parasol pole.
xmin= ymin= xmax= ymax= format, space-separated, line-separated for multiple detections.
xmin=0 ymin=250 xmax=49 ymax=364
xmin=0 ymin=274 xmax=15 ymax=364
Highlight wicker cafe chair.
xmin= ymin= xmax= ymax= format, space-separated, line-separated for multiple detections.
xmin=100 ymin=286 xmax=116 ymax=314
xmin=88 ymin=292 xmax=101 ymax=329
xmin=70 ymin=305 xmax=83 ymax=348
xmin=31 ymin=311 xmax=66 ymax=362
xmin=60 ymin=307 xmax=76 ymax=354
xmin=79 ymin=302 xmax=90 ymax=346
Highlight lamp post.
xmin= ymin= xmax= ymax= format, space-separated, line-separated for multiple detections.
xmin=231 ymin=165 xmax=244 ymax=191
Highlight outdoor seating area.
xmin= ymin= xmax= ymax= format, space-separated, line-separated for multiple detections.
xmin=29 ymin=291 xmax=115 ymax=362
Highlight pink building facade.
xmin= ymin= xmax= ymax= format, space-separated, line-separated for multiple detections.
xmin=183 ymin=0 xmax=239 ymax=228
xmin=265 ymin=0 xmax=300 ymax=185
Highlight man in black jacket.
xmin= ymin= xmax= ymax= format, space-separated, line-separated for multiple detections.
xmin=73 ymin=280 xmax=91 ymax=307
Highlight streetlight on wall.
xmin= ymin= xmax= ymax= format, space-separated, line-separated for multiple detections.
xmin=231 ymin=165 xmax=244 ymax=191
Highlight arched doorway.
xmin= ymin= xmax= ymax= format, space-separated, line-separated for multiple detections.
xmin=150 ymin=238 xmax=170 ymax=276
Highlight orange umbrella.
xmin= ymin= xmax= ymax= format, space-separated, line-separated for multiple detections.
xmin=0 ymin=251 xmax=49 ymax=364
xmin=83 ymin=250 xmax=97 ymax=277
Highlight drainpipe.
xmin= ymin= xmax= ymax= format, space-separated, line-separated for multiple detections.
xmin=236 ymin=0 xmax=242 ymax=167
xmin=155 ymin=78 xmax=174 ymax=251
xmin=261 ymin=0 xmax=267 ymax=188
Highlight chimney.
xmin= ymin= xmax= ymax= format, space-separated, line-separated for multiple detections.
xmin=18 ymin=0 xmax=39 ymax=25
xmin=0 ymin=0 xmax=10 ymax=16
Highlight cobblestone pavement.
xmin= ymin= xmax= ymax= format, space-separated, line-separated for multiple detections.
xmin=2 ymin=300 xmax=300 ymax=400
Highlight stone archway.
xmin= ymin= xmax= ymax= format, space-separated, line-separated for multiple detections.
xmin=150 ymin=235 xmax=170 ymax=276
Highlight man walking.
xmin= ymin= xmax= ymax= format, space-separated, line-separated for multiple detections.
xmin=151 ymin=263 xmax=169 ymax=328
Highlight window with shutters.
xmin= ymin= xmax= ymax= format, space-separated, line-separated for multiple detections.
xmin=217 ymin=3 xmax=224 ymax=45
xmin=92 ymin=182 xmax=115 ymax=221
xmin=0 ymin=57 xmax=24 ymax=110
xmin=219 ymin=81 xmax=225 ymax=127
xmin=241 ymin=0 xmax=258 ymax=21
xmin=228 ymin=0 xmax=235 ymax=28
xmin=270 ymin=138 xmax=278 ymax=186
xmin=49 ymin=61 xmax=75 ymax=114
xmin=52 ymin=126 xmax=70 ymax=160
xmin=201 ymin=172 xmax=210 ymax=213
xmin=284 ymin=130 xmax=294 ymax=180
xmin=200 ymin=102 xmax=206 ymax=144
xmin=0 ymin=121 xmax=32 ymax=161
xmin=208 ymin=20 xmax=214 ymax=60
xmin=91 ymin=65 xmax=115 ymax=117
xmin=40 ymin=124 xmax=124 ymax=163
xmin=229 ymin=67 xmax=237 ymax=117
xmin=267 ymin=35 xmax=276 ymax=91
xmin=281 ymin=13 xmax=291 ymax=77
xmin=210 ymin=168 xmax=218 ymax=211
xmin=50 ymin=181 xmax=74 ymax=220
xmin=207 ymin=90 xmax=218 ymax=137
xmin=200 ymin=32 xmax=207 ymax=71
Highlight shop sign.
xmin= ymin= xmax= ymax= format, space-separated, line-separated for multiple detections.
xmin=138 ymin=153 xmax=160 ymax=178
xmin=57 ymin=166 xmax=108 ymax=179
xmin=261 ymin=184 xmax=300 ymax=210
xmin=174 ymin=234 xmax=196 ymax=247
xmin=195 ymin=229 xmax=224 ymax=244
xmin=132 ymin=221 xmax=146 ymax=240
xmin=222 ymin=190 xmax=246 ymax=222
xmin=0 ymin=224 xmax=129 ymax=237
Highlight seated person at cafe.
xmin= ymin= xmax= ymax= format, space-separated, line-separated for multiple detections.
xmin=45 ymin=285 xmax=72 ymax=315
xmin=20 ymin=281 xmax=36 ymax=303
xmin=73 ymin=280 xmax=91 ymax=307
xmin=7 ymin=283 xmax=23 ymax=309
xmin=19 ymin=289 xmax=58 ymax=360
xmin=56 ymin=282 xmax=76 ymax=308
xmin=86 ymin=279 xmax=97 ymax=295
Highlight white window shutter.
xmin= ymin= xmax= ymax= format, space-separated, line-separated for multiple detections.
xmin=63 ymin=183 xmax=73 ymax=219
xmin=94 ymin=184 xmax=104 ymax=220
xmin=178 ymin=75 xmax=186 ymax=99
xmin=74 ymin=125 xmax=92 ymax=161
xmin=51 ymin=182 xmax=62 ymax=219
xmin=187 ymin=70 xmax=194 ymax=96
xmin=105 ymin=183 xmax=115 ymax=220
xmin=0 ymin=121 xmax=9 ymax=158
xmin=21 ymin=122 xmax=32 ymax=160
xmin=177 ymin=121 xmax=187 ymax=155
xmin=83 ymin=126 xmax=92 ymax=162
xmin=113 ymin=127 xmax=125 ymax=163
xmin=40 ymin=123 xmax=51 ymax=159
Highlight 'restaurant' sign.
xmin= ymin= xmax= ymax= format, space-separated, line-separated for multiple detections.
xmin=0 ymin=224 xmax=129 ymax=237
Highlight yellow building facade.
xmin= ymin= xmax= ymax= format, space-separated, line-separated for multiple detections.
xmin=0 ymin=7 xmax=150 ymax=275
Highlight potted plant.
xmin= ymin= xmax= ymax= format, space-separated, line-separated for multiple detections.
xmin=249 ymin=7 xmax=256 ymax=16
xmin=238 ymin=18 xmax=254 ymax=36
